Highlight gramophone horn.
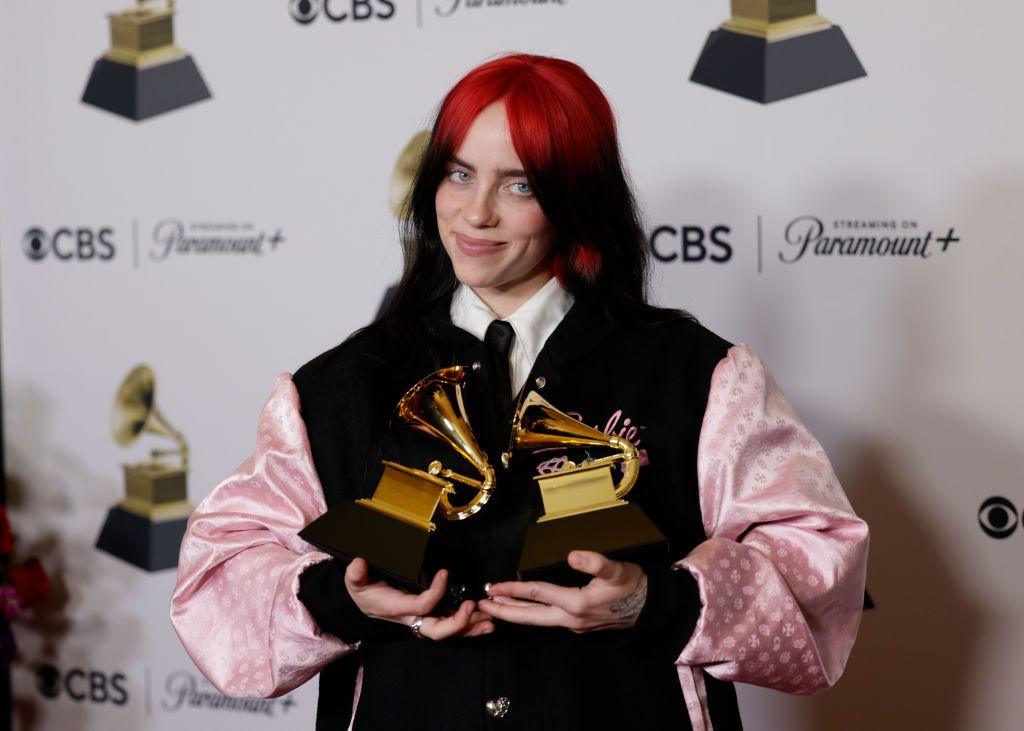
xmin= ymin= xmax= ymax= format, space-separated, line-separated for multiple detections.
xmin=111 ymin=364 xmax=190 ymax=468
xmin=395 ymin=365 xmax=495 ymax=521
xmin=509 ymin=390 xmax=639 ymax=500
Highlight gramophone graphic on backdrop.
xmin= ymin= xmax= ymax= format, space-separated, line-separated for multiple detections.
xmin=82 ymin=0 xmax=211 ymax=121
xmin=96 ymin=365 xmax=194 ymax=571
xmin=691 ymin=0 xmax=866 ymax=103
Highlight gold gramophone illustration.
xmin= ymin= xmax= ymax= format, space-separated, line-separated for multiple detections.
xmin=96 ymin=364 xmax=194 ymax=571
xmin=300 ymin=365 xmax=495 ymax=590
xmin=376 ymin=130 xmax=432 ymax=319
xmin=388 ymin=130 xmax=431 ymax=219
xmin=82 ymin=0 xmax=211 ymax=121
xmin=506 ymin=391 xmax=666 ymax=584
xmin=690 ymin=1 xmax=865 ymax=103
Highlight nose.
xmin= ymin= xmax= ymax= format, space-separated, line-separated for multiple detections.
xmin=463 ymin=188 xmax=498 ymax=228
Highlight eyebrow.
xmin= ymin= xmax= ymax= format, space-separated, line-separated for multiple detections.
xmin=449 ymin=156 xmax=527 ymax=178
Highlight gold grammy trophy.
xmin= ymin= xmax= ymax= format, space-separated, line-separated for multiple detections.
xmin=82 ymin=0 xmax=211 ymax=121
xmin=96 ymin=365 xmax=194 ymax=571
xmin=690 ymin=1 xmax=865 ymax=103
xmin=507 ymin=391 xmax=666 ymax=585
xmin=300 ymin=365 xmax=495 ymax=591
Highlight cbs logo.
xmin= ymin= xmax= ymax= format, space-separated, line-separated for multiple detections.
xmin=289 ymin=0 xmax=395 ymax=24
xmin=36 ymin=665 xmax=129 ymax=705
xmin=650 ymin=225 xmax=733 ymax=264
xmin=22 ymin=227 xmax=115 ymax=262
xmin=978 ymin=497 xmax=1019 ymax=539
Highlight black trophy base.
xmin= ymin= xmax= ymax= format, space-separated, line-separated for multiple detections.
xmin=299 ymin=500 xmax=432 ymax=594
xmin=517 ymin=503 xmax=668 ymax=587
xmin=690 ymin=25 xmax=866 ymax=104
xmin=95 ymin=506 xmax=187 ymax=572
xmin=82 ymin=55 xmax=211 ymax=121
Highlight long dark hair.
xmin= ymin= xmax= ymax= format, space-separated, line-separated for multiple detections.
xmin=363 ymin=53 xmax=691 ymax=364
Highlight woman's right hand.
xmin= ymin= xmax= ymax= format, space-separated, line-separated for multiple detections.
xmin=344 ymin=557 xmax=495 ymax=640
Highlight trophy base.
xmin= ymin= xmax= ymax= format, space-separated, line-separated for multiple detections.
xmin=299 ymin=500 xmax=433 ymax=594
xmin=82 ymin=55 xmax=211 ymax=121
xmin=690 ymin=25 xmax=866 ymax=103
xmin=517 ymin=502 xmax=667 ymax=587
xmin=95 ymin=505 xmax=188 ymax=572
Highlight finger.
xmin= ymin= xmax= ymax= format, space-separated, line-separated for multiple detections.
xmin=344 ymin=557 xmax=370 ymax=588
xmin=409 ymin=568 xmax=449 ymax=615
xmin=422 ymin=600 xmax=476 ymax=641
xmin=457 ymin=620 xmax=496 ymax=638
xmin=478 ymin=598 xmax=567 ymax=628
xmin=488 ymin=595 xmax=540 ymax=608
xmin=363 ymin=570 xmax=449 ymax=619
xmin=487 ymin=580 xmax=583 ymax=612
xmin=459 ymin=609 xmax=495 ymax=631
xmin=568 ymin=550 xmax=624 ymax=583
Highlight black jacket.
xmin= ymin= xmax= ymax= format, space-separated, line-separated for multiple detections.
xmin=293 ymin=290 xmax=745 ymax=730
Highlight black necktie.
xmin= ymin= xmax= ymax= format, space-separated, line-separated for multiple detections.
xmin=484 ymin=319 xmax=515 ymax=418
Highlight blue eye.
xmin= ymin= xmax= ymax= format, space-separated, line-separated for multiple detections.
xmin=511 ymin=182 xmax=532 ymax=196
xmin=448 ymin=169 xmax=470 ymax=184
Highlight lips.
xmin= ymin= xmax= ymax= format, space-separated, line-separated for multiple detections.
xmin=455 ymin=232 xmax=507 ymax=256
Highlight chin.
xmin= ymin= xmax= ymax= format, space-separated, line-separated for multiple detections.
xmin=450 ymin=259 xmax=500 ymax=288
xmin=453 ymin=269 xmax=499 ymax=288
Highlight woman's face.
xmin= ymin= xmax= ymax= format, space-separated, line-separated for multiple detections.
xmin=435 ymin=100 xmax=557 ymax=296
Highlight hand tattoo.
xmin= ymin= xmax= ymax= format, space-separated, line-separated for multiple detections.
xmin=608 ymin=575 xmax=648 ymax=622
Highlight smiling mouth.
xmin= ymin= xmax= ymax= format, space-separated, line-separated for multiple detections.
xmin=455 ymin=232 xmax=506 ymax=246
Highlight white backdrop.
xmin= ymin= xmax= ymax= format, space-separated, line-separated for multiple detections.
xmin=2 ymin=1 xmax=1023 ymax=729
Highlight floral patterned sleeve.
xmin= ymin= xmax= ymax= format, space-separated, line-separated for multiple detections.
xmin=169 ymin=374 xmax=355 ymax=698
xmin=673 ymin=343 xmax=869 ymax=707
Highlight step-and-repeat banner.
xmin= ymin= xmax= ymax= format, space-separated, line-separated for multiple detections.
xmin=2 ymin=1 xmax=1022 ymax=729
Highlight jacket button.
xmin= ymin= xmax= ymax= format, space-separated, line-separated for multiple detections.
xmin=447 ymin=583 xmax=469 ymax=604
xmin=485 ymin=696 xmax=510 ymax=718
xmin=472 ymin=360 xmax=481 ymax=371
xmin=534 ymin=376 xmax=546 ymax=389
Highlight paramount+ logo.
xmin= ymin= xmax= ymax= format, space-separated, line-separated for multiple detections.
xmin=23 ymin=226 xmax=116 ymax=263
xmin=289 ymin=0 xmax=395 ymax=24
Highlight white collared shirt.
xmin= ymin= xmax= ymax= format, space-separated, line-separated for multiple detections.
xmin=450 ymin=275 xmax=575 ymax=396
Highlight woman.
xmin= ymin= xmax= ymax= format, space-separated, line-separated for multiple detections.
xmin=170 ymin=53 xmax=869 ymax=730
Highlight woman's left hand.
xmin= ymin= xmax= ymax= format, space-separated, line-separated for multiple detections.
xmin=478 ymin=550 xmax=648 ymax=633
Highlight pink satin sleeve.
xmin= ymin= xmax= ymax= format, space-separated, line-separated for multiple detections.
xmin=169 ymin=373 xmax=355 ymax=698
xmin=674 ymin=344 xmax=869 ymax=696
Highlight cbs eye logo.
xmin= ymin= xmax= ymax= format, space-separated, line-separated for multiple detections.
xmin=36 ymin=664 xmax=128 ymax=705
xmin=22 ymin=226 xmax=116 ymax=262
xmin=289 ymin=0 xmax=395 ymax=24
xmin=978 ymin=496 xmax=1019 ymax=539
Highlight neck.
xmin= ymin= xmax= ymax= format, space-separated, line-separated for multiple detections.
xmin=468 ymin=262 xmax=554 ymax=319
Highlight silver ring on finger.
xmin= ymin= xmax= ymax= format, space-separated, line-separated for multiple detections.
xmin=410 ymin=615 xmax=425 ymax=639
